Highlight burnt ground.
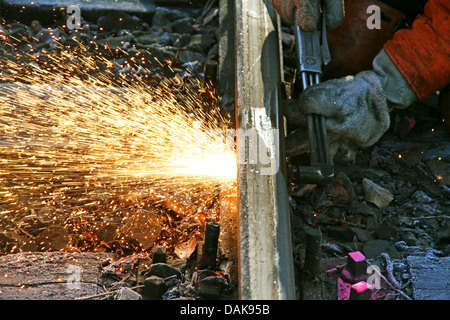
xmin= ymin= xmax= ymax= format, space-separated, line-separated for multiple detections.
xmin=0 ymin=1 xmax=449 ymax=300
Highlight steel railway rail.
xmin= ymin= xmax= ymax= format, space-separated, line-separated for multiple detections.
xmin=233 ymin=0 xmax=296 ymax=300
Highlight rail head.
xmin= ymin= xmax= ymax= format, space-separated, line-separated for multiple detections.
xmin=234 ymin=0 xmax=296 ymax=300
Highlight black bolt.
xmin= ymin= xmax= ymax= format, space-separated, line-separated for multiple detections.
xmin=143 ymin=276 xmax=166 ymax=300
xmin=204 ymin=60 xmax=218 ymax=85
xmin=303 ymin=227 xmax=322 ymax=276
xmin=152 ymin=245 xmax=167 ymax=264
xmin=349 ymin=281 xmax=372 ymax=300
xmin=346 ymin=251 xmax=367 ymax=277
xmin=200 ymin=221 xmax=220 ymax=270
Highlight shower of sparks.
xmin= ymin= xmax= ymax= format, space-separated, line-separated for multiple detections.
xmin=0 ymin=39 xmax=237 ymax=253
xmin=0 ymin=82 xmax=237 ymax=189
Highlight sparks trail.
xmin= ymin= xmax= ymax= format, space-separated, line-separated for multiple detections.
xmin=0 ymin=42 xmax=237 ymax=253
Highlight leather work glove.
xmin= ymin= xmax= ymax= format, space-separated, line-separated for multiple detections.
xmin=285 ymin=49 xmax=418 ymax=158
xmin=271 ymin=0 xmax=344 ymax=31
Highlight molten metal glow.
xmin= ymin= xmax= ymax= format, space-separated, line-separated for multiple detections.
xmin=171 ymin=145 xmax=237 ymax=180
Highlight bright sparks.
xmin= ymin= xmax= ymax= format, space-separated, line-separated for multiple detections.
xmin=176 ymin=153 xmax=238 ymax=180
xmin=0 ymin=43 xmax=237 ymax=219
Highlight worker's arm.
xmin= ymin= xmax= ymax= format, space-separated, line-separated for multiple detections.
xmin=271 ymin=0 xmax=344 ymax=31
xmin=384 ymin=0 xmax=450 ymax=101
xmin=285 ymin=0 xmax=449 ymax=151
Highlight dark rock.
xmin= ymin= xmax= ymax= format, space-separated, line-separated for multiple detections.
xmin=34 ymin=225 xmax=70 ymax=251
xmin=418 ymin=204 xmax=442 ymax=217
xmin=35 ymin=28 xmax=60 ymax=44
xmin=326 ymin=226 xmax=355 ymax=242
xmin=395 ymin=241 xmax=424 ymax=255
xmin=196 ymin=276 xmax=228 ymax=299
xmin=162 ymin=287 xmax=181 ymax=300
xmin=131 ymin=30 xmax=145 ymax=37
xmin=351 ymin=227 xmax=371 ymax=243
xmin=349 ymin=200 xmax=377 ymax=217
xmin=3 ymin=23 xmax=30 ymax=38
xmin=443 ymin=244 xmax=450 ymax=256
xmin=143 ymin=276 xmax=166 ymax=300
xmin=296 ymin=205 xmax=315 ymax=226
xmin=401 ymin=232 xmax=418 ymax=246
xmin=398 ymin=216 xmax=417 ymax=228
xmin=374 ymin=221 xmax=399 ymax=241
xmin=419 ymin=217 xmax=441 ymax=231
xmin=437 ymin=225 xmax=450 ymax=245
xmin=334 ymin=171 xmax=356 ymax=202
xmin=207 ymin=43 xmax=218 ymax=57
xmin=328 ymin=207 xmax=344 ymax=220
xmin=110 ymin=281 xmax=132 ymax=291
xmin=98 ymin=11 xmax=140 ymax=31
xmin=364 ymin=216 xmax=379 ymax=231
xmin=363 ymin=239 xmax=401 ymax=259
xmin=360 ymin=168 xmax=389 ymax=181
xmin=173 ymin=34 xmax=191 ymax=48
xmin=165 ymin=9 xmax=189 ymax=22
xmin=177 ymin=50 xmax=205 ymax=64
xmin=321 ymin=242 xmax=346 ymax=257
xmin=316 ymin=212 xmax=332 ymax=224
xmin=119 ymin=208 xmax=162 ymax=250
xmin=152 ymin=7 xmax=172 ymax=29
xmin=311 ymin=186 xmax=332 ymax=209
xmin=171 ymin=296 xmax=196 ymax=301
xmin=144 ymin=263 xmax=182 ymax=279
xmin=411 ymin=190 xmax=434 ymax=203
xmin=187 ymin=33 xmax=216 ymax=53
xmin=97 ymin=35 xmax=135 ymax=51
xmin=159 ymin=31 xmax=171 ymax=44
xmin=164 ymin=275 xmax=180 ymax=288
xmin=327 ymin=183 xmax=350 ymax=204
xmin=400 ymin=202 xmax=418 ymax=217
xmin=171 ymin=18 xmax=196 ymax=34
xmin=97 ymin=224 xmax=118 ymax=243
xmin=0 ymin=231 xmax=35 ymax=253
xmin=136 ymin=34 xmax=160 ymax=45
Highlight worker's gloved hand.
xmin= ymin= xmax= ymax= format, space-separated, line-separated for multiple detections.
xmin=271 ymin=0 xmax=344 ymax=31
xmin=285 ymin=49 xmax=418 ymax=154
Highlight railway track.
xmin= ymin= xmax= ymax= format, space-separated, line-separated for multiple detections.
xmin=232 ymin=0 xmax=296 ymax=299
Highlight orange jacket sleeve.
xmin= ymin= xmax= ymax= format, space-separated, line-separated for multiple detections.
xmin=383 ymin=0 xmax=450 ymax=101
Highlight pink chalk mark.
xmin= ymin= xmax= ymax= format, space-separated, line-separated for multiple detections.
xmin=348 ymin=251 xmax=366 ymax=263
xmin=352 ymin=281 xmax=371 ymax=293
